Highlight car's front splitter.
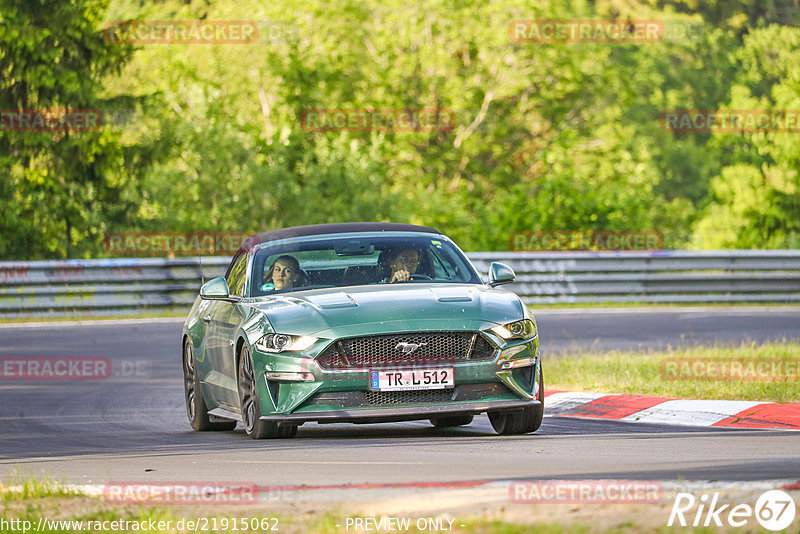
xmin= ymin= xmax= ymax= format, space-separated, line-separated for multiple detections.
xmin=257 ymin=398 xmax=541 ymax=424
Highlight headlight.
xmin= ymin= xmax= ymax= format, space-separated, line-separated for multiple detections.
xmin=491 ymin=319 xmax=536 ymax=340
xmin=255 ymin=334 xmax=317 ymax=353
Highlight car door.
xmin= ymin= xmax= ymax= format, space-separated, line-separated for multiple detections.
xmin=203 ymin=253 xmax=248 ymax=409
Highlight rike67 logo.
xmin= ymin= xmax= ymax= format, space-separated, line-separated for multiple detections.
xmin=668 ymin=490 xmax=796 ymax=531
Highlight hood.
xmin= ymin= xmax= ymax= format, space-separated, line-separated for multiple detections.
xmin=247 ymin=283 xmax=524 ymax=338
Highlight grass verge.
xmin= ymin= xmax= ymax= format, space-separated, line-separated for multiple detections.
xmin=3 ymin=495 xmax=798 ymax=533
xmin=3 ymin=477 xmax=800 ymax=533
xmin=546 ymin=340 xmax=800 ymax=402
xmin=1 ymin=474 xmax=79 ymax=501
xmin=1 ymin=491 xmax=583 ymax=534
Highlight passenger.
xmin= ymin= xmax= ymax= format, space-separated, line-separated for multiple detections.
xmin=262 ymin=255 xmax=302 ymax=291
xmin=382 ymin=247 xmax=420 ymax=283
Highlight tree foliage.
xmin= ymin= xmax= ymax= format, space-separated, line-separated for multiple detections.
xmin=1 ymin=0 xmax=798 ymax=258
xmin=0 ymin=0 xmax=152 ymax=258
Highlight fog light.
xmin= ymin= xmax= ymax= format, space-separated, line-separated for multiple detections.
xmin=265 ymin=371 xmax=315 ymax=382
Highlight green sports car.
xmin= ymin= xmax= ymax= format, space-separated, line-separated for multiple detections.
xmin=181 ymin=223 xmax=543 ymax=439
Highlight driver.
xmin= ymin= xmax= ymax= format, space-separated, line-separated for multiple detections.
xmin=262 ymin=255 xmax=301 ymax=291
xmin=385 ymin=247 xmax=420 ymax=283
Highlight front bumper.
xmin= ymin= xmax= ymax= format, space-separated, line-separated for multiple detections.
xmin=251 ymin=331 xmax=541 ymax=422
xmin=259 ymin=398 xmax=541 ymax=424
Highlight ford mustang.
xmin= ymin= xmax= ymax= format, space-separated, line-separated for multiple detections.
xmin=181 ymin=222 xmax=543 ymax=438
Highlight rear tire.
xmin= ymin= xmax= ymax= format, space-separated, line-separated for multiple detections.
xmin=183 ymin=338 xmax=236 ymax=432
xmin=430 ymin=415 xmax=474 ymax=428
xmin=489 ymin=367 xmax=544 ymax=435
xmin=238 ymin=344 xmax=296 ymax=439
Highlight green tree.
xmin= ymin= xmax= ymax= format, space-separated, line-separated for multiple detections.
xmin=5 ymin=0 xmax=798 ymax=258
xmin=0 ymin=0 xmax=144 ymax=258
xmin=691 ymin=24 xmax=800 ymax=248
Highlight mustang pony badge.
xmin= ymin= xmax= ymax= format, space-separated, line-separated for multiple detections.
xmin=395 ymin=342 xmax=428 ymax=355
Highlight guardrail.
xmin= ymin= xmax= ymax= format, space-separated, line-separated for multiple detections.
xmin=0 ymin=258 xmax=229 ymax=319
xmin=0 ymin=251 xmax=798 ymax=318
xmin=469 ymin=250 xmax=800 ymax=304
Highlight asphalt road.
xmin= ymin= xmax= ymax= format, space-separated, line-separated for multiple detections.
xmin=534 ymin=307 xmax=800 ymax=353
xmin=0 ymin=308 xmax=798 ymax=487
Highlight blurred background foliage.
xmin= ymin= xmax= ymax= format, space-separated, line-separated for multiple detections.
xmin=1 ymin=0 xmax=799 ymax=258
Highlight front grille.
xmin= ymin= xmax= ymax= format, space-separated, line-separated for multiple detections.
xmin=315 ymin=331 xmax=496 ymax=370
xmin=363 ymin=389 xmax=455 ymax=405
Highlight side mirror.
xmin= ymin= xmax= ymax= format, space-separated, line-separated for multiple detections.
xmin=488 ymin=262 xmax=515 ymax=287
xmin=200 ymin=276 xmax=231 ymax=299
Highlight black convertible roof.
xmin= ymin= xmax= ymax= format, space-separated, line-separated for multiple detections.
xmin=236 ymin=222 xmax=441 ymax=254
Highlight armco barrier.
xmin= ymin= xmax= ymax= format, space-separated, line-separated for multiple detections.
xmin=0 ymin=258 xmax=229 ymax=318
xmin=468 ymin=250 xmax=800 ymax=304
xmin=0 ymin=251 xmax=798 ymax=318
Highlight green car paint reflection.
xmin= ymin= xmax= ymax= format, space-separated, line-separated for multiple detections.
xmin=181 ymin=223 xmax=543 ymax=439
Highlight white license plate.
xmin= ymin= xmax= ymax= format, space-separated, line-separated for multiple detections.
xmin=369 ymin=368 xmax=455 ymax=391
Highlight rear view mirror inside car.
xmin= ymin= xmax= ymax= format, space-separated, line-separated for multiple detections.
xmin=334 ymin=240 xmax=375 ymax=255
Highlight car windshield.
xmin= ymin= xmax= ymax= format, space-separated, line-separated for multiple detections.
xmin=249 ymin=234 xmax=481 ymax=297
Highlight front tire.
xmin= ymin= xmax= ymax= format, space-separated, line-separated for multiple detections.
xmin=238 ymin=344 xmax=297 ymax=439
xmin=489 ymin=367 xmax=544 ymax=435
xmin=183 ymin=338 xmax=236 ymax=432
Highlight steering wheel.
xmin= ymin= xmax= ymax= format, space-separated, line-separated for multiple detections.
xmin=410 ymin=274 xmax=432 ymax=280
